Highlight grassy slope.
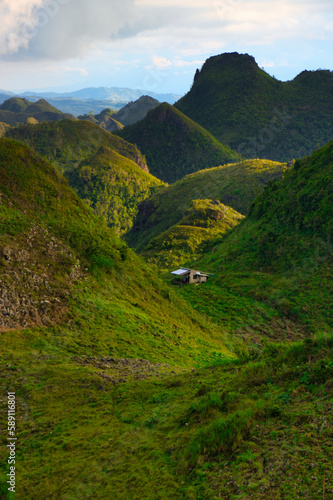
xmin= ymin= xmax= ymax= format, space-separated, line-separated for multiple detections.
xmin=126 ymin=159 xmax=286 ymax=252
xmin=175 ymin=52 xmax=333 ymax=161
xmin=142 ymin=200 xmax=244 ymax=269
xmin=115 ymin=102 xmax=241 ymax=183
xmin=0 ymin=140 xmax=332 ymax=499
xmin=0 ymin=138 xmax=240 ymax=496
xmin=66 ymin=145 xmax=165 ymax=233
xmin=6 ymin=119 xmax=148 ymax=174
xmin=179 ymin=141 xmax=333 ymax=341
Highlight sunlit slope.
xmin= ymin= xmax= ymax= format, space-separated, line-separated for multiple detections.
xmin=126 ymin=159 xmax=286 ymax=252
xmin=0 ymin=137 xmax=232 ymax=365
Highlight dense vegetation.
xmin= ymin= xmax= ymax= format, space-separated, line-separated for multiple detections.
xmin=126 ymin=159 xmax=286 ymax=252
xmin=6 ymin=119 xmax=147 ymax=174
xmin=142 ymin=199 xmax=244 ymax=269
xmin=0 ymin=97 xmax=75 ymax=125
xmin=66 ymin=145 xmax=165 ymax=233
xmin=175 ymin=52 xmax=333 ymax=161
xmin=115 ymin=102 xmax=241 ymax=183
xmin=6 ymin=120 xmax=159 ymax=232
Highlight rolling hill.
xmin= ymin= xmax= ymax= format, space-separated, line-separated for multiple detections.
xmin=78 ymin=108 xmax=124 ymax=132
xmin=113 ymin=95 xmax=160 ymax=126
xmin=142 ymin=199 xmax=244 ymax=269
xmin=175 ymin=52 xmax=333 ymax=161
xmin=115 ymin=102 xmax=242 ymax=183
xmin=66 ymin=145 xmax=165 ymax=233
xmin=0 ymin=97 xmax=75 ymax=125
xmin=126 ymin=159 xmax=287 ymax=252
xmin=6 ymin=120 xmax=162 ymax=232
xmin=6 ymin=119 xmax=148 ymax=174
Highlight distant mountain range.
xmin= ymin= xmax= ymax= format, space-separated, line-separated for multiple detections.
xmin=0 ymin=86 xmax=180 ymax=116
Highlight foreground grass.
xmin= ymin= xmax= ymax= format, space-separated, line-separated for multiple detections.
xmin=1 ymin=330 xmax=332 ymax=499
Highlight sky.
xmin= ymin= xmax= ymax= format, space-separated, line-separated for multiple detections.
xmin=0 ymin=0 xmax=332 ymax=96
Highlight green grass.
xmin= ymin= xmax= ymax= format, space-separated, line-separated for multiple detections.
xmin=142 ymin=200 xmax=244 ymax=269
xmin=126 ymin=159 xmax=286 ymax=252
xmin=1 ymin=329 xmax=332 ymax=499
xmin=1 ymin=134 xmax=333 ymax=499
xmin=6 ymin=119 xmax=147 ymax=175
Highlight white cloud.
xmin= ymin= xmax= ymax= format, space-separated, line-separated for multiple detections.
xmin=152 ymin=56 xmax=172 ymax=69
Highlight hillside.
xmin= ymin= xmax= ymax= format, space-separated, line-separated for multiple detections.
xmin=6 ymin=119 xmax=147 ymax=174
xmin=0 ymin=122 xmax=12 ymax=137
xmin=113 ymin=95 xmax=160 ymax=126
xmin=126 ymin=159 xmax=286 ymax=252
xmin=142 ymin=199 xmax=244 ymax=269
xmin=175 ymin=52 xmax=333 ymax=161
xmin=1 ymin=140 xmax=333 ymax=499
xmin=181 ymin=140 xmax=333 ymax=340
xmin=0 ymin=97 xmax=75 ymax=125
xmin=66 ymin=145 xmax=165 ymax=233
xmin=115 ymin=102 xmax=241 ymax=183
xmin=78 ymin=108 xmax=124 ymax=133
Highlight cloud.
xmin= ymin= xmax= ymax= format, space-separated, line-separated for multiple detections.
xmin=1 ymin=0 xmax=333 ymax=63
xmin=152 ymin=56 xmax=172 ymax=69
xmin=1 ymin=0 xmax=152 ymax=60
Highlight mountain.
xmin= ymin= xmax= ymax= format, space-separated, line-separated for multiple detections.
xmin=175 ymin=52 xmax=333 ymax=161
xmin=0 ymin=97 xmax=75 ymax=125
xmin=116 ymin=102 xmax=242 ymax=183
xmin=16 ymin=96 xmax=125 ymax=117
xmin=66 ymin=145 xmax=165 ymax=233
xmin=113 ymin=95 xmax=160 ymax=126
xmin=126 ymin=159 xmax=287 ymax=252
xmin=6 ymin=119 xmax=147 ymax=174
xmin=0 ymin=87 xmax=181 ymax=116
xmin=19 ymin=86 xmax=180 ymax=104
xmin=78 ymin=108 xmax=124 ymax=132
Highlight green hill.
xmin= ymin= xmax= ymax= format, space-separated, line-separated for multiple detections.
xmin=126 ymin=159 xmax=286 ymax=252
xmin=6 ymin=120 xmax=161 ymax=233
xmin=78 ymin=108 xmax=124 ymax=132
xmin=66 ymin=145 xmax=165 ymax=233
xmin=115 ymin=102 xmax=241 ymax=183
xmin=6 ymin=119 xmax=148 ymax=174
xmin=142 ymin=199 xmax=244 ymax=268
xmin=113 ymin=95 xmax=160 ymax=126
xmin=0 ymin=97 xmax=75 ymax=125
xmin=175 ymin=52 xmax=333 ymax=161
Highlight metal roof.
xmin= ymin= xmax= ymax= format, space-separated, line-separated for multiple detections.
xmin=171 ymin=268 xmax=191 ymax=275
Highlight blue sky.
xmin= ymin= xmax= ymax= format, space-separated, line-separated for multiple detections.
xmin=0 ymin=0 xmax=332 ymax=95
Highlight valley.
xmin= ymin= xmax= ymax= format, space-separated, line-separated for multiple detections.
xmin=0 ymin=51 xmax=332 ymax=500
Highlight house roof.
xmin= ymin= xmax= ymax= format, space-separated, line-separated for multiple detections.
xmin=171 ymin=268 xmax=191 ymax=276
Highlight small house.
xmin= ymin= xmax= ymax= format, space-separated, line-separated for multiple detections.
xmin=171 ymin=268 xmax=210 ymax=285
